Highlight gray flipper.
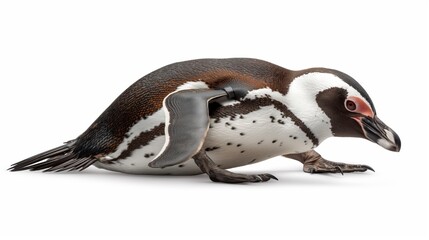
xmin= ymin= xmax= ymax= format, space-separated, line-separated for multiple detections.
xmin=148 ymin=87 xmax=234 ymax=168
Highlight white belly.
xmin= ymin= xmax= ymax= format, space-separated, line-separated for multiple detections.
xmin=94 ymin=105 xmax=314 ymax=175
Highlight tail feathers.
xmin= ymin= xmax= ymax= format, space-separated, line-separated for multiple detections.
xmin=9 ymin=140 xmax=97 ymax=172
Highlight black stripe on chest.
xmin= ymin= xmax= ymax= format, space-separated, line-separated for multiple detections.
xmin=108 ymin=123 xmax=165 ymax=162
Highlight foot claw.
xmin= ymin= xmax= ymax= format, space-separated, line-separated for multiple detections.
xmin=335 ymin=166 xmax=344 ymax=175
xmin=363 ymin=165 xmax=374 ymax=172
xmin=255 ymin=175 xmax=263 ymax=182
xmin=270 ymin=174 xmax=279 ymax=181
xmin=264 ymin=174 xmax=278 ymax=181
xmin=255 ymin=173 xmax=278 ymax=182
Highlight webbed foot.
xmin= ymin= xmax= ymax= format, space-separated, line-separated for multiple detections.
xmin=194 ymin=151 xmax=278 ymax=183
xmin=286 ymin=150 xmax=374 ymax=175
xmin=304 ymin=159 xmax=374 ymax=174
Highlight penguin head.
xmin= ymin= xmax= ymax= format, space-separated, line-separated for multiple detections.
xmin=291 ymin=69 xmax=401 ymax=152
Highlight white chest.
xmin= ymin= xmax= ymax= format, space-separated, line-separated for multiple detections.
xmin=203 ymin=105 xmax=314 ymax=168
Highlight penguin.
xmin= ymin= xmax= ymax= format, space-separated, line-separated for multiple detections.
xmin=9 ymin=58 xmax=401 ymax=183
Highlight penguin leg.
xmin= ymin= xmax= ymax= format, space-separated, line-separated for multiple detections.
xmin=285 ymin=150 xmax=374 ymax=174
xmin=194 ymin=150 xmax=278 ymax=183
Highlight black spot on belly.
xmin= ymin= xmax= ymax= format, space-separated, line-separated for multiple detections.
xmin=272 ymin=140 xmax=277 ymax=143
xmin=293 ymin=136 xmax=297 ymax=140
xmin=226 ymin=142 xmax=232 ymax=146
xmin=252 ymin=120 xmax=257 ymax=123
xmin=237 ymin=144 xmax=242 ymax=147
xmin=270 ymin=116 xmax=276 ymax=123
xmin=144 ymin=154 xmax=150 ymax=158
xmin=231 ymin=127 xmax=236 ymax=130
xmin=225 ymin=122 xmax=231 ymax=126
xmin=240 ymin=150 xmax=245 ymax=153
xmin=214 ymin=119 xmax=220 ymax=123
xmin=257 ymin=140 xmax=264 ymax=144
xmin=150 ymin=153 xmax=155 ymax=156
xmin=131 ymin=163 xmax=135 ymax=166
xmin=277 ymin=119 xmax=285 ymax=125
xmin=230 ymin=116 xmax=236 ymax=121
xmin=205 ymin=146 xmax=220 ymax=152
xmin=178 ymin=164 xmax=184 ymax=168
xmin=240 ymin=132 xmax=245 ymax=136
xmin=239 ymin=115 xmax=244 ymax=119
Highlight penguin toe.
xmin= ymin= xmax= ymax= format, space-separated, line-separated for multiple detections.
xmin=206 ymin=169 xmax=277 ymax=183
xmin=259 ymin=173 xmax=278 ymax=181
xmin=362 ymin=165 xmax=375 ymax=172
xmin=339 ymin=164 xmax=375 ymax=173
xmin=249 ymin=174 xmax=276 ymax=182
xmin=335 ymin=166 xmax=344 ymax=175
xmin=303 ymin=159 xmax=375 ymax=174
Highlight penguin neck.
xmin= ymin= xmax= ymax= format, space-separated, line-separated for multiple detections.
xmin=284 ymin=71 xmax=350 ymax=145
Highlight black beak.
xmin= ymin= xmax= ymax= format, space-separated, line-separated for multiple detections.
xmin=361 ymin=116 xmax=401 ymax=152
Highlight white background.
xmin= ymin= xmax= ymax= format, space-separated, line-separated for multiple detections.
xmin=0 ymin=0 xmax=428 ymax=239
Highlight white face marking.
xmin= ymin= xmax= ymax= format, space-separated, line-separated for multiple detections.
xmin=242 ymin=76 xmax=370 ymax=144
xmin=285 ymin=72 xmax=370 ymax=143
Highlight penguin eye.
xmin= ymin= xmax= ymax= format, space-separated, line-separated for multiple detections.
xmin=345 ymin=100 xmax=357 ymax=111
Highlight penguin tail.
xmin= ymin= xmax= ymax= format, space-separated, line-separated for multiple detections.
xmin=8 ymin=140 xmax=97 ymax=172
